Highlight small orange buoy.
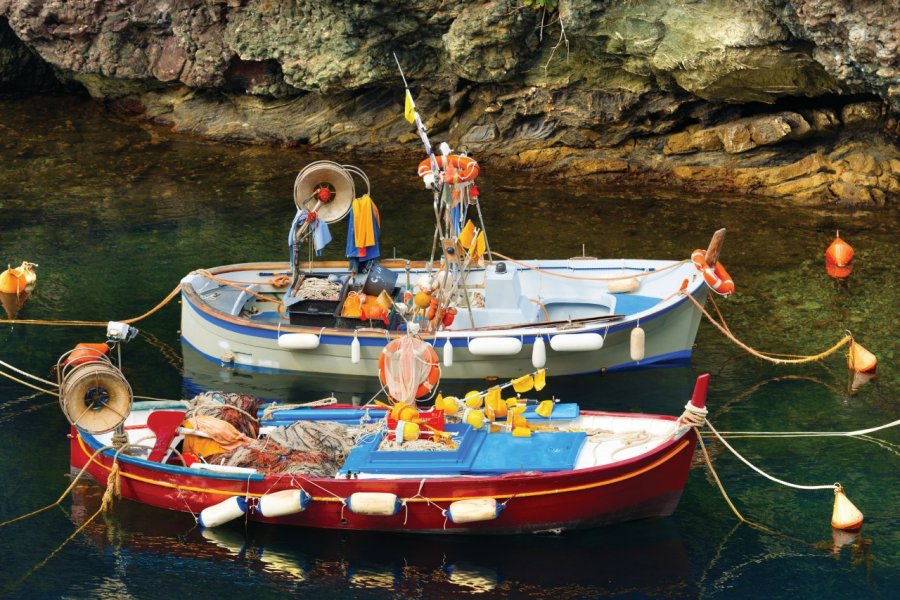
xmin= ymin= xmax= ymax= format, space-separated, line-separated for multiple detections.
xmin=0 ymin=291 xmax=27 ymax=319
xmin=831 ymin=484 xmax=864 ymax=531
xmin=825 ymin=262 xmax=853 ymax=280
xmin=848 ymin=340 xmax=877 ymax=373
xmin=0 ymin=262 xmax=37 ymax=294
xmin=825 ymin=231 xmax=854 ymax=267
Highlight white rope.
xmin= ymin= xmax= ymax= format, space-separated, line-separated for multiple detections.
xmin=0 ymin=358 xmax=57 ymax=387
xmin=707 ymin=419 xmax=900 ymax=438
xmin=704 ymin=419 xmax=837 ymax=491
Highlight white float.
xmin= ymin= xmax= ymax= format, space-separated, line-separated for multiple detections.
xmin=608 ymin=277 xmax=640 ymax=293
xmin=345 ymin=492 xmax=401 ymax=516
xmin=467 ymin=337 xmax=522 ymax=356
xmin=258 ymin=489 xmax=311 ymax=518
xmin=445 ymin=498 xmax=503 ymax=524
xmin=198 ymin=496 xmax=247 ymax=528
xmin=277 ymin=333 xmax=321 ymax=350
xmin=549 ymin=333 xmax=604 ymax=352
xmin=630 ymin=326 xmax=645 ymax=361
xmin=350 ymin=336 xmax=361 ymax=363
xmin=531 ymin=335 xmax=546 ymax=368
xmin=443 ymin=338 xmax=454 ymax=367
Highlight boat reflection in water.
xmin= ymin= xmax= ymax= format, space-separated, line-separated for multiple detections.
xmin=70 ymin=481 xmax=695 ymax=597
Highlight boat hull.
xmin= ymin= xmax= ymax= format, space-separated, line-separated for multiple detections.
xmin=71 ymin=421 xmax=697 ymax=534
xmin=180 ymin=261 xmax=707 ymax=380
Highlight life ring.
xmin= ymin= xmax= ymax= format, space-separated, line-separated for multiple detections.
xmin=378 ymin=339 xmax=441 ymax=399
xmin=691 ymin=249 xmax=735 ymax=296
xmin=417 ymin=155 xmax=480 ymax=183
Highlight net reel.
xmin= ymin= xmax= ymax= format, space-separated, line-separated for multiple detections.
xmin=293 ymin=161 xmax=360 ymax=224
xmin=57 ymin=350 xmax=133 ymax=435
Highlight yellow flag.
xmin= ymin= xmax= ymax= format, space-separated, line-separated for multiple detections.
xmin=512 ymin=374 xmax=534 ymax=393
xmin=534 ymin=368 xmax=546 ymax=391
xmin=404 ymin=89 xmax=416 ymax=124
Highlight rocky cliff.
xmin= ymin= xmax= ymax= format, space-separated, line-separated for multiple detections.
xmin=1 ymin=0 xmax=898 ymax=205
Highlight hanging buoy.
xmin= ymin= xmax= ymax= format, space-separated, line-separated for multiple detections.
xmin=549 ymin=333 xmax=604 ymax=352
xmin=531 ymin=335 xmax=546 ymax=368
xmin=468 ymin=337 xmax=522 ymax=356
xmin=831 ymin=484 xmax=864 ymax=531
xmin=277 ymin=333 xmax=321 ymax=350
xmin=443 ymin=338 xmax=454 ymax=366
xmin=198 ymin=496 xmax=248 ymax=528
xmin=630 ymin=326 xmax=645 ymax=362
xmin=444 ymin=498 xmax=503 ymax=524
xmin=848 ymin=340 xmax=877 ymax=373
xmin=345 ymin=492 xmax=401 ymax=516
xmin=350 ymin=335 xmax=361 ymax=364
xmin=258 ymin=489 xmax=311 ymax=518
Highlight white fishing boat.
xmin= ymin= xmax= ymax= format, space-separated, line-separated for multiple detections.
xmin=179 ymin=156 xmax=725 ymax=381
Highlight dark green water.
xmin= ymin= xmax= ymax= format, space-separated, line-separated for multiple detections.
xmin=0 ymin=95 xmax=897 ymax=599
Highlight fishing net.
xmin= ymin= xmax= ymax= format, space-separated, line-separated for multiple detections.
xmin=380 ymin=336 xmax=439 ymax=404
xmin=186 ymin=391 xmax=261 ymax=438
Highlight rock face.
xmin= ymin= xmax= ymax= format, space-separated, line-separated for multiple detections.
xmin=0 ymin=0 xmax=897 ymax=205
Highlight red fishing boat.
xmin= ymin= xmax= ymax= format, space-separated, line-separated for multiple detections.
xmin=60 ymin=334 xmax=706 ymax=534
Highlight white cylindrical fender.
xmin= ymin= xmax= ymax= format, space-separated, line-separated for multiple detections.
xmin=549 ymin=333 xmax=604 ymax=352
xmin=198 ymin=496 xmax=247 ymax=528
xmin=258 ymin=489 xmax=311 ymax=518
xmin=351 ymin=336 xmax=361 ymax=364
xmin=445 ymin=498 xmax=503 ymax=524
xmin=443 ymin=338 xmax=454 ymax=367
xmin=345 ymin=492 xmax=401 ymax=516
xmin=467 ymin=337 xmax=523 ymax=356
xmin=608 ymin=277 xmax=640 ymax=293
xmin=531 ymin=335 xmax=546 ymax=369
xmin=630 ymin=326 xmax=645 ymax=361
xmin=277 ymin=333 xmax=321 ymax=350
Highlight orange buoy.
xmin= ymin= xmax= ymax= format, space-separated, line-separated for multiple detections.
xmin=64 ymin=342 xmax=111 ymax=366
xmin=825 ymin=232 xmax=854 ymax=267
xmin=0 ymin=291 xmax=27 ymax=319
xmin=825 ymin=262 xmax=853 ymax=280
xmin=0 ymin=262 xmax=37 ymax=294
xmin=831 ymin=484 xmax=864 ymax=531
xmin=848 ymin=340 xmax=877 ymax=373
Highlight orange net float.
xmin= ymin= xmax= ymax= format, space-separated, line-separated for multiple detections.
xmin=63 ymin=342 xmax=111 ymax=367
xmin=825 ymin=232 xmax=854 ymax=267
xmin=378 ymin=338 xmax=441 ymax=399
xmin=417 ymin=155 xmax=480 ymax=183
xmin=691 ymin=249 xmax=735 ymax=296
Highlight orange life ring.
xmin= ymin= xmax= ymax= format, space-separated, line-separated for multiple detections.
xmin=378 ymin=339 xmax=441 ymax=399
xmin=417 ymin=155 xmax=480 ymax=183
xmin=691 ymin=249 xmax=735 ymax=296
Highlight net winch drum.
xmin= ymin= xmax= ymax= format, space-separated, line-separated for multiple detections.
xmin=293 ymin=161 xmax=355 ymax=224
xmin=58 ymin=358 xmax=133 ymax=434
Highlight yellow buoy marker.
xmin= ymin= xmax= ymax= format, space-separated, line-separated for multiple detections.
xmin=464 ymin=390 xmax=484 ymax=409
xmin=395 ymin=420 xmax=421 ymax=442
xmin=848 ymin=341 xmax=877 ymax=373
xmin=831 ymin=484 xmax=864 ymax=531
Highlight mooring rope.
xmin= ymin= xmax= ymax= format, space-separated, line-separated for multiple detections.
xmin=682 ymin=290 xmax=853 ymax=364
xmin=491 ymin=251 xmax=688 ymax=281
xmin=0 ymin=283 xmax=182 ymax=327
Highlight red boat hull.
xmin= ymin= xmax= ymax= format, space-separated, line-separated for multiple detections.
xmin=71 ymin=416 xmax=697 ymax=534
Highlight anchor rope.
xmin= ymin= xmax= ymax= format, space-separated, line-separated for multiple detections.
xmin=491 ymin=252 xmax=688 ymax=281
xmin=682 ymin=291 xmax=853 ymax=364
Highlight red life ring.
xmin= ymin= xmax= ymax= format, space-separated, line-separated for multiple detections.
xmin=691 ymin=249 xmax=735 ymax=296
xmin=378 ymin=339 xmax=441 ymax=399
xmin=417 ymin=155 xmax=480 ymax=183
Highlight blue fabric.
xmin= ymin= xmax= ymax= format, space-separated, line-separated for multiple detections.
xmin=345 ymin=204 xmax=381 ymax=260
xmin=451 ymin=203 xmax=462 ymax=237
xmin=313 ymin=220 xmax=332 ymax=256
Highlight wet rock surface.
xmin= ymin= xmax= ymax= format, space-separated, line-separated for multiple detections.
xmin=0 ymin=0 xmax=897 ymax=205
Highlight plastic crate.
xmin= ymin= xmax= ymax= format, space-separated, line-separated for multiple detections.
xmin=287 ymin=274 xmax=348 ymax=326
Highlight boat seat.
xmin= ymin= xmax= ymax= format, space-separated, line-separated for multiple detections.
xmin=147 ymin=410 xmax=187 ymax=462
xmin=609 ymin=294 xmax=660 ymax=316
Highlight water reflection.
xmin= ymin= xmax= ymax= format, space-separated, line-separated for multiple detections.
xmin=69 ymin=481 xmax=695 ymax=598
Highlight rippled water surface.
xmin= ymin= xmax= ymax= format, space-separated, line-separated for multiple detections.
xmin=1 ymin=95 xmax=897 ymax=599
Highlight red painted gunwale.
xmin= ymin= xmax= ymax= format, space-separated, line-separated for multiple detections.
xmin=71 ymin=410 xmax=697 ymax=534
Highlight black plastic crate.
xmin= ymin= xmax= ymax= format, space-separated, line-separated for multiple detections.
xmin=287 ymin=274 xmax=348 ymax=327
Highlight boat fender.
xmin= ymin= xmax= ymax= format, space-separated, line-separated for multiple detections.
xmin=443 ymin=338 xmax=454 ymax=367
xmin=444 ymin=498 xmax=503 ymax=524
xmin=277 ymin=333 xmax=321 ymax=350
xmin=258 ymin=489 xmax=311 ymax=518
xmin=345 ymin=492 xmax=401 ymax=516
xmin=608 ymin=277 xmax=640 ymax=294
xmin=351 ymin=336 xmax=361 ymax=364
xmin=467 ymin=337 xmax=523 ymax=356
xmin=549 ymin=333 xmax=604 ymax=352
xmin=531 ymin=335 xmax=546 ymax=369
xmin=198 ymin=496 xmax=247 ymax=528
xmin=630 ymin=326 xmax=645 ymax=362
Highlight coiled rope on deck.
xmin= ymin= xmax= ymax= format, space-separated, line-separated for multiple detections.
xmin=682 ymin=290 xmax=853 ymax=364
